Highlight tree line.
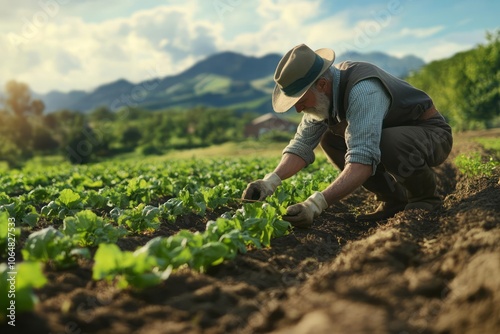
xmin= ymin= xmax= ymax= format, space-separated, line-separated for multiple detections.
xmin=406 ymin=30 xmax=500 ymax=131
xmin=0 ymin=82 xmax=259 ymax=167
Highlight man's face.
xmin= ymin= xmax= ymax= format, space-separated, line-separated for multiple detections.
xmin=295 ymin=86 xmax=330 ymax=121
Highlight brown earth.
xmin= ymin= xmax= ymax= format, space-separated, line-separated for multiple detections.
xmin=4 ymin=129 xmax=500 ymax=334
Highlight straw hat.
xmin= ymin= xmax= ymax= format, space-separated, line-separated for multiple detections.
xmin=272 ymin=44 xmax=335 ymax=113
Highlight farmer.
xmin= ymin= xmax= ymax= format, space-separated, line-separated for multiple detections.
xmin=242 ymin=44 xmax=453 ymax=227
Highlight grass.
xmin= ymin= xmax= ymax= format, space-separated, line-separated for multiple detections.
xmin=454 ymin=153 xmax=498 ymax=177
xmin=162 ymin=141 xmax=285 ymax=160
xmin=0 ymin=161 xmax=9 ymax=173
xmin=454 ymin=134 xmax=500 ymax=177
xmin=7 ymin=140 xmax=291 ymax=172
xmin=159 ymin=140 xmax=329 ymax=161
xmin=474 ymin=136 xmax=500 ymax=156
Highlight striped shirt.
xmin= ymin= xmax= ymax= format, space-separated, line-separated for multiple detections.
xmin=283 ymin=66 xmax=391 ymax=174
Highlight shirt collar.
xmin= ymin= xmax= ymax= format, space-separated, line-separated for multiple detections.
xmin=330 ymin=66 xmax=341 ymax=122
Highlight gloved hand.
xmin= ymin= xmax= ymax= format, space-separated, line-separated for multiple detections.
xmin=242 ymin=172 xmax=281 ymax=201
xmin=283 ymin=191 xmax=328 ymax=228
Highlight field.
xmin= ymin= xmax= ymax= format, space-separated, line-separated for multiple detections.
xmin=1 ymin=129 xmax=500 ymax=334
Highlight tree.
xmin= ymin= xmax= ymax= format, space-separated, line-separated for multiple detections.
xmin=0 ymin=80 xmax=48 ymax=163
xmin=43 ymin=110 xmax=85 ymax=147
xmin=3 ymin=80 xmax=45 ymax=117
xmin=31 ymin=124 xmax=59 ymax=151
xmin=407 ymin=30 xmax=500 ymax=130
xmin=89 ymin=106 xmax=115 ymax=123
xmin=121 ymin=126 xmax=142 ymax=148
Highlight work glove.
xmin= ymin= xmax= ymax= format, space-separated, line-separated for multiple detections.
xmin=242 ymin=172 xmax=281 ymax=201
xmin=283 ymin=191 xmax=328 ymax=228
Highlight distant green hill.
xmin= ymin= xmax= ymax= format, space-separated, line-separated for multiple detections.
xmin=36 ymin=50 xmax=425 ymax=114
xmin=406 ymin=31 xmax=500 ymax=130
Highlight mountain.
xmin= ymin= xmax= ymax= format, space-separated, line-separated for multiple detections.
xmin=35 ymin=51 xmax=425 ymax=114
xmin=180 ymin=51 xmax=282 ymax=81
xmin=335 ymin=51 xmax=425 ymax=78
xmin=33 ymin=90 xmax=87 ymax=113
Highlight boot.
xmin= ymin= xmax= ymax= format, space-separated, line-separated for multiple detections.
xmin=356 ymin=200 xmax=408 ymax=222
xmin=357 ymin=172 xmax=408 ymax=222
xmin=403 ymin=167 xmax=442 ymax=211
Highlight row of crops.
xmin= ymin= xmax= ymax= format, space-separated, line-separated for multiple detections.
xmin=1 ymin=155 xmax=338 ymax=317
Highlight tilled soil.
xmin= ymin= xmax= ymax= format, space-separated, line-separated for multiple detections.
xmin=4 ymin=130 xmax=500 ymax=334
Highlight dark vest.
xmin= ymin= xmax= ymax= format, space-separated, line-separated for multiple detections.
xmin=334 ymin=61 xmax=433 ymax=128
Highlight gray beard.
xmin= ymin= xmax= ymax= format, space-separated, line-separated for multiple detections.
xmin=303 ymin=89 xmax=330 ymax=121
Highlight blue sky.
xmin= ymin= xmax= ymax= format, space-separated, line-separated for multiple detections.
xmin=1 ymin=0 xmax=498 ymax=94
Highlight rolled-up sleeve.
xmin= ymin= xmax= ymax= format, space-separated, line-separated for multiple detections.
xmin=344 ymin=79 xmax=390 ymax=174
xmin=283 ymin=115 xmax=328 ymax=165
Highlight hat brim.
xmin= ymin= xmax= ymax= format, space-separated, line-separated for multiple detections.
xmin=272 ymin=48 xmax=335 ymax=113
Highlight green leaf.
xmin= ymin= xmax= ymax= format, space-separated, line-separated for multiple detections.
xmin=162 ymin=198 xmax=185 ymax=217
xmin=0 ymin=211 xmax=21 ymax=257
xmin=27 ymin=187 xmax=51 ymax=203
xmin=202 ymin=242 xmax=229 ymax=263
xmin=0 ymin=262 xmax=47 ymax=316
xmin=41 ymin=201 xmax=58 ymax=216
xmin=21 ymin=227 xmax=84 ymax=268
xmin=118 ymin=204 xmax=160 ymax=233
xmin=22 ymin=212 xmax=39 ymax=227
xmin=93 ymin=243 xmax=161 ymax=289
xmin=61 ymin=216 xmax=79 ymax=236
xmin=272 ymin=219 xmax=291 ymax=237
xmin=92 ymin=243 xmax=123 ymax=280
xmin=86 ymin=191 xmax=109 ymax=209
xmin=57 ymin=189 xmax=81 ymax=208
xmin=142 ymin=205 xmax=161 ymax=220
xmin=70 ymin=248 xmax=91 ymax=260
xmin=22 ymin=227 xmax=64 ymax=261
xmin=62 ymin=210 xmax=127 ymax=246
xmin=127 ymin=272 xmax=162 ymax=289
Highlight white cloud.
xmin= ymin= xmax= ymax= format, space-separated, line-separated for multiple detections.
xmin=1 ymin=3 xmax=223 ymax=93
xmin=424 ymin=41 xmax=471 ymax=61
xmin=226 ymin=0 xmax=337 ymax=56
xmin=400 ymin=26 xmax=444 ymax=38
xmin=389 ymin=28 xmax=489 ymax=62
xmin=388 ymin=39 xmax=474 ymax=63
xmin=1 ymin=0 xmax=330 ymax=94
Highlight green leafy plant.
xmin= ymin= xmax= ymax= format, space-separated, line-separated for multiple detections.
xmin=0 ymin=262 xmax=47 ymax=321
xmin=41 ymin=188 xmax=84 ymax=219
xmin=200 ymin=183 xmax=240 ymax=209
xmin=234 ymin=202 xmax=290 ymax=246
xmin=0 ymin=195 xmax=39 ymax=227
xmin=116 ymin=203 xmax=161 ymax=233
xmin=137 ymin=232 xmax=229 ymax=272
xmin=61 ymin=210 xmax=128 ymax=246
xmin=454 ymin=153 xmax=499 ymax=177
xmin=3 ymin=155 xmax=309 ymax=291
xmin=21 ymin=227 xmax=90 ymax=268
xmin=205 ymin=219 xmax=261 ymax=257
xmin=25 ymin=187 xmax=54 ymax=205
xmin=0 ymin=211 xmax=20 ymax=257
xmin=92 ymin=243 xmax=164 ymax=289
xmin=126 ymin=176 xmax=160 ymax=204
xmin=85 ymin=190 xmax=111 ymax=210
xmin=92 ymin=201 xmax=291 ymax=289
xmin=177 ymin=188 xmax=207 ymax=215
xmin=159 ymin=198 xmax=186 ymax=222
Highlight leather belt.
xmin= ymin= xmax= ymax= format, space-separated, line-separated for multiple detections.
xmin=419 ymin=105 xmax=438 ymax=120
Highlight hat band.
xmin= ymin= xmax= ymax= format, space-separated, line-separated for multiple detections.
xmin=282 ymin=55 xmax=324 ymax=96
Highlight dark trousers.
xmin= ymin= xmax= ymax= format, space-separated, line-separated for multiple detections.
xmin=320 ymin=114 xmax=453 ymax=203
